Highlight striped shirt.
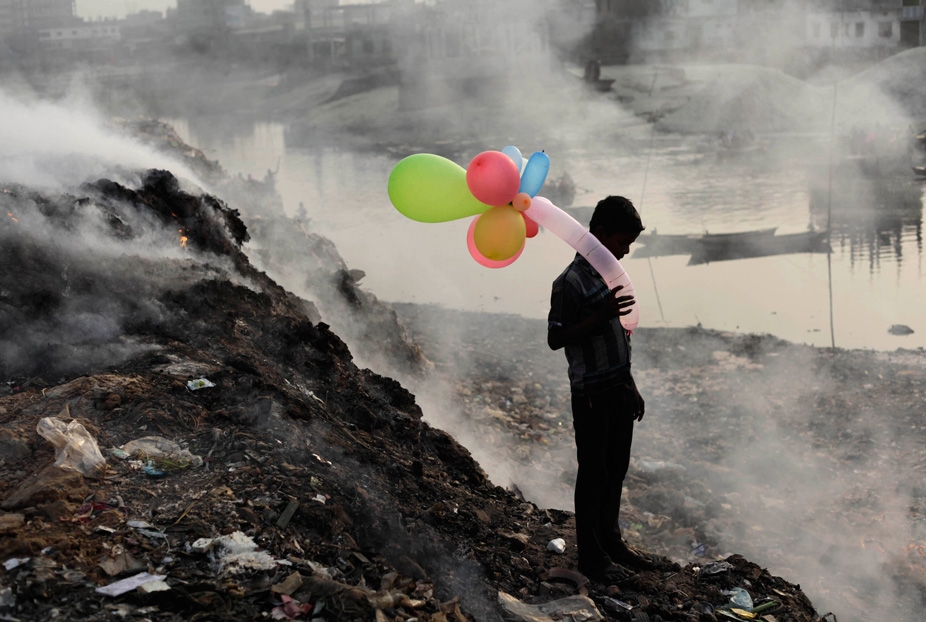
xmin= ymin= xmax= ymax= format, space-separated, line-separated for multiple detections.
xmin=548 ymin=253 xmax=632 ymax=395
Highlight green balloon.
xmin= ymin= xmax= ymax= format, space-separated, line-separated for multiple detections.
xmin=388 ymin=153 xmax=491 ymax=223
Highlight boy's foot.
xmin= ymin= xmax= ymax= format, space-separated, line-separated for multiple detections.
xmin=606 ymin=542 xmax=658 ymax=571
xmin=579 ymin=562 xmax=633 ymax=585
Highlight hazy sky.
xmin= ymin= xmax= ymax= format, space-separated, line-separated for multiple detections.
xmin=76 ymin=1 xmax=296 ymax=20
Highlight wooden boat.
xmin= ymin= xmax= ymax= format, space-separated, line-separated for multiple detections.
xmin=587 ymin=78 xmax=615 ymax=92
xmin=633 ymin=228 xmax=777 ymax=259
xmin=687 ymin=230 xmax=830 ymax=265
xmin=632 ymin=232 xmax=704 ymax=258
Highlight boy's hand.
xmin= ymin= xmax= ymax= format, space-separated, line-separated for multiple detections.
xmin=632 ymin=380 xmax=645 ymax=421
xmin=598 ymin=285 xmax=636 ymax=321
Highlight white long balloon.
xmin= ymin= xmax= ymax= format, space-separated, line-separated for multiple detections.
xmin=526 ymin=196 xmax=639 ymax=332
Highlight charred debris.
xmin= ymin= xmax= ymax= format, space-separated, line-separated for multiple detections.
xmin=0 ymin=122 xmax=828 ymax=621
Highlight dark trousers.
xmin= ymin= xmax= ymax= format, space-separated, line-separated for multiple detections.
xmin=571 ymin=383 xmax=636 ymax=571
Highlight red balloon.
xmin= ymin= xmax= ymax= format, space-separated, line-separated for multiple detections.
xmin=523 ymin=213 xmax=539 ymax=238
xmin=466 ymin=151 xmax=521 ymax=207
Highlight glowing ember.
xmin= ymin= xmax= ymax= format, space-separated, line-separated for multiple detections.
xmin=179 ymin=229 xmax=188 ymax=249
xmin=6 ymin=212 xmax=17 ymax=223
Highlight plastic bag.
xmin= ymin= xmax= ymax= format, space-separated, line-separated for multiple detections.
xmin=120 ymin=436 xmax=203 ymax=469
xmin=36 ymin=415 xmax=106 ymax=478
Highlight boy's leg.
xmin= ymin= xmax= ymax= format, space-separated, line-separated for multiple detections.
xmin=596 ymin=383 xmax=634 ymax=553
xmin=597 ymin=382 xmax=657 ymax=569
xmin=572 ymin=391 xmax=613 ymax=573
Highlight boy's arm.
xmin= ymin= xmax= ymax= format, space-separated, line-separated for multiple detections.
xmin=547 ymin=285 xmax=636 ymax=350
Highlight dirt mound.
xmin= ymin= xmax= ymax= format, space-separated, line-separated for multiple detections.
xmin=841 ymin=46 xmax=926 ymax=120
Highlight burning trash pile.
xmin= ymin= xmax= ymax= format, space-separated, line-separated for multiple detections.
xmin=0 ymin=144 xmax=831 ymax=619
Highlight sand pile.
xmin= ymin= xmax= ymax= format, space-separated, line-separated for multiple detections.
xmin=837 ymin=46 xmax=926 ymax=124
xmin=655 ymin=64 xmax=828 ymax=134
xmin=650 ymin=49 xmax=926 ymax=135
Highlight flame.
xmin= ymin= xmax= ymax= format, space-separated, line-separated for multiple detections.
xmin=179 ymin=229 xmax=188 ymax=249
xmin=6 ymin=212 xmax=17 ymax=223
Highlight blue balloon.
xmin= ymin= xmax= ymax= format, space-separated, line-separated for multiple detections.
xmin=501 ymin=145 xmax=523 ymax=172
xmin=518 ymin=151 xmax=550 ymax=197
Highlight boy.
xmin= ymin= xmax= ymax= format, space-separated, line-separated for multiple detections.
xmin=547 ymin=195 xmax=654 ymax=584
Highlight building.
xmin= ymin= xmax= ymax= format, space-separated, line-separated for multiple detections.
xmin=901 ymin=0 xmax=925 ymax=46
xmin=1 ymin=0 xmax=77 ymax=48
xmin=592 ymin=0 xmax=922 ymax=65
xmin=297 ymin=0 xmax=396 ymax=65
xmin=806 ymin=0 xmax=903 ymax=49
xmin=393 ymin=0 xmax=554 ymax=109
xmin=175 ymin=0 xmax=249 ymax=35
xmin=36 ymin=20 xmax=120 ymax=59
xmin=0 ymin=0 xmax=14 ymax=40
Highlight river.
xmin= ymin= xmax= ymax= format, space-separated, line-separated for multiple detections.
xmin=168 ymin=117 xmax=924 ymax=352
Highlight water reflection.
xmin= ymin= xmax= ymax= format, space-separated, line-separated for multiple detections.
xmin=809 ymin=155 xmax=924 ymax=273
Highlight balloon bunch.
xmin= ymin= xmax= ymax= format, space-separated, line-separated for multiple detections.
xmin=387 ymin=145 xmax=548 ymax=268
xmin=387 ymin=146 xmax=640 ymax=331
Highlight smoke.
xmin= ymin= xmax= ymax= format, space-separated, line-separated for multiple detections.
xmin=655 ymin=346 xmax=926 ymax=622
xmin=0 ymin=85 xmax=264 ymax=380
xmin=0 ymin=85 xmax=202 ymax=190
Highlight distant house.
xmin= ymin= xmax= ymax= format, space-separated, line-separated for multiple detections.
xmin=175 ymin=0 xmax=250 ymax=37
xmin=593 ymin=0 xmax=922 ymax=65
xmin=0 ymin=0 xmax=78 ymax=50
xmin=901 ymin=0 xmax=926 ymax=46
xmin=37 ymin=21 xmax=121 ymax=52
xmin=0 ymin=0 xmax=14 ymax=42
xmin=806 ymin=1 xmax=902 ymax=49
xmin=296 ymin=0 xmax=396 ymax=66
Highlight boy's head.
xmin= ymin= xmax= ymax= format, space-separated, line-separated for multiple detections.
xmin=589 ymin=195 xmax=644 ymax=236
xmin=589 ymin=195 xmax=644 ymax=261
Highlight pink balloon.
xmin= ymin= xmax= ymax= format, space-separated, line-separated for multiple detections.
xmin=526 ymin=196 xmax=639 ymax=332
xmin=466 ymin=151 xmax=521 ymax=207
xmin=522 ymin=213 xmax=539 ymax=238
xmin=466 ymin=216 xmax=524 ymax=268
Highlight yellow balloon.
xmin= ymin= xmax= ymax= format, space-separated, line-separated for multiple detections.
xmin=387 ymin=154 xmax=492 ymax=223
xmin=473 ymin=205 xmax=527 ymax=260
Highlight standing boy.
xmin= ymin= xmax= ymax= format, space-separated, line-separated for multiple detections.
xmin=547 ymin=195 xmax=655 ymax=584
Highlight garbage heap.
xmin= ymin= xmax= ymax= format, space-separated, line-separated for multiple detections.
xmin=0 ymin=169 xmax=828 ymax=621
